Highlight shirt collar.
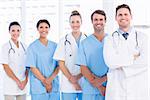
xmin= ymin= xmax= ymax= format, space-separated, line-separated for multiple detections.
xmin=117 ymin=27 xmax=133 ymax=35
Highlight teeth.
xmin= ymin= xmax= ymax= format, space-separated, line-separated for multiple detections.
xmin=97 ymin=25 xmax=101 ymax=27
xmin=42 ymin=32 xmax=46 ymax=34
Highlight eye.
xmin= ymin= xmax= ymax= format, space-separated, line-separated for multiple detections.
xmin=11 ymin=30 xmax=15 ymax=32
xmin=100 ymin=18 xmax=103 ymax=21
xmin=39 ymin=26 xmax=43 ymax=28
xmin=45 ymin=26 xmax=49 ymax=29
xmin=76 ymin=20 xmax=80 ymax=23
xmin=71 ymin=21 xmax=75 ymax=24
xmin=124 ymin=13 xmax=128 ymax=16
xmin=17 ymin=29 xmax=20 ymax=32
xmin=118 ymin=14 xmax=122 ymax=16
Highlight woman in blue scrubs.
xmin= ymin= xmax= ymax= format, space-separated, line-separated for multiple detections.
xmin=26 ymin=19 xmax=59 ymax=100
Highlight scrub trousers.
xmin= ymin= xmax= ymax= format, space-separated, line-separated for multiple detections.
xmin=82 ymin=94 xmax=104 ymax=100
xmin=31 ymin=92 xmax=60 ymax=100
xmin=62 ymin=93 xmax=82 ymax=100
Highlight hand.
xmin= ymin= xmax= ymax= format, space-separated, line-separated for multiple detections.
xmin=91 ymin=75 xmax=107 ymax=88
xmin=45 ymin=78 xmax=52 ymax=86
xmin=42 ymin=78 xmax=52 ymax=93
xmin=73 ymin=83 xmax=82 ymax=91
xmin=16 ymin=80 xmax=22 ymax=90
xmin=45 ymin=83 xmax=52 ymax=93
xmin=97 ymin=85 xmax=106 ymax=96
xmin=20 ymin=79 xmax=28 ymax=90
xmin=69 ymin=75 xmax=78 ymax=84
xmin=134 ymin=53 xmax=140 ymax=60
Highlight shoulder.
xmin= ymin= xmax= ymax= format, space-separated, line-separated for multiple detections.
xmin=48 ymin=40 xmax=57 ymax=48
xmin=58 ymin=34 xmax=70 ymax=44
xmin=59 ymin=35 xmax=66 ymax=42
xmin=136 ymin=31 xmax=148 ymax=41
xmin=104 ymin=33 xmax=113 ymax=40
xmin=19 ymin=41 xmax=27 ymax=48
xmin=81 ymin=33 xmax=88 ymax=37
xmin=80 ymin=33 xmax=88 ymax=41
xmin=82 ymin=34 xmax=93 ymax=43
xmin=2 ymin=41 xmax=10 ymax=49
xmin=28 ymin=39 xmax=38 ymax=49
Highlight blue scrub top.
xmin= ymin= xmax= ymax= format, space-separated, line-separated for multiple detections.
xmin=76 ymin=34 xmax=108 ymax=94
xmin=26 ymin=39 xmax=59 ymax=94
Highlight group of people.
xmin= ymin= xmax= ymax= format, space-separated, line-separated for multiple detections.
xmin=0 ymin=4 xmax=148 ymax=100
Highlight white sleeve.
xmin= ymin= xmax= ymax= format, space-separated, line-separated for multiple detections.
xmin=53 ymin=38 xmax=65 ymax=61
xmin=103 ymin=36 xmax=120 ymax=69
xmin=123 ymin=33 xmax=148 ymax=77
xmin=103 ymin=36 xmax=133 ymax=69
xmin=0 ymin=43 xmax=9 ymax=64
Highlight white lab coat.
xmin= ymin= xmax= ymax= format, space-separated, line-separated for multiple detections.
xmin=0 ymin=40 xmax=27 ymax=95
xmin=103 ymin=28 xmax=148 ymax=100
xmin=54 ymin=33 xmax=86 ymax=93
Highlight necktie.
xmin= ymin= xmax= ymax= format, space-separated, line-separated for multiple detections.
xmin=122 ymin=32 xmax=129 ymax=40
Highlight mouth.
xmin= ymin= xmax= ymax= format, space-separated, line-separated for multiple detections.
xmin=96 ymin=24 xmax=103 ymax=28
xmin=120 ymin=19 xmax=127 ymax=22
xmin=96 ymin=24 xmax=101 ymax=27
xmin=41 ymin=32 xmax=47 ymax=35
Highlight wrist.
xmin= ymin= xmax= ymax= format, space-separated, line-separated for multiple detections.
xmin=47 ymin=77 xmax=53 ymax=83
xmin=89 ymin=77 xmax=95 ymax=83
xmin=15 ymin=78 xmax=20 ymax=84
xmin=68 ymin=75 xmax=72 ymax=81
xmin=41 ymin=78 xmax=46 ymax=84
xmin=77 ymin=74 xmax=82 ymax=80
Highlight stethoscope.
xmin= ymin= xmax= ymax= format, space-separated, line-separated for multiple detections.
xmin=8 ymin=40 xmax=26 ymax=55
xmin=64 ymin=33 xmax=87 ymax=57
xmin=64 ymin=34 xmax=73 ymax=57
xmin=112 ymin=30 xmax=139 ymax=54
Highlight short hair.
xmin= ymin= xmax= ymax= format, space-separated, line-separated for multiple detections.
xmin=36 ymin=19 xmax=50 ymax=29
xmin=69 ymin=10 xmax=82 ymax=22
xmin=91 ymin=10 xmax=106 ymax=21
xmin=116 ymin=4 xmax=131 ymax=16
xmin=9 ymin=21 xmax=21 ymax=31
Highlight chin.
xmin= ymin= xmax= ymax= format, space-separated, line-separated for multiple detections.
xmin=41 ymin=35 xmax=47 ymax=38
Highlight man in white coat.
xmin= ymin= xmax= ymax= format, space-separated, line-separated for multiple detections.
xmin=103 ymin=4 xmax=148 ymax=100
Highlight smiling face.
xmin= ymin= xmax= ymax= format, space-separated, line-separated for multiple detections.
xmin=116 ymin=8 xmax=132 ymax=29
xmin=9 ymin=25 xmax=21 ymax=41
xmin=37 ymin=22 xmax=50 ymax=39
xmin=92 ymin=13 xmax=106 ymax=33
xmin=70 ymin=15 xmax=82 ymax=33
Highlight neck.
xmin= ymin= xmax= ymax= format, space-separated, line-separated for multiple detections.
xmin=120 ymin=26 xmax=130 ymax=32
xmin=39 ymin=37 xmax=48 ymax=46
xmin=72 ymin=31 xmax=81 ymax=40
xmin=94 ymin=31 xmax=105 ymax=42
xmin=11 ymin=38 xmax=19 ymax=48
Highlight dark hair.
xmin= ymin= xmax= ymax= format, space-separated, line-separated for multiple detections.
xmin=36 ymin=19 xmax=50 ymax=29
xmin=116 ymin=4 xmax=131 ymax=16
xmin=69 ymin=10 xmax=82 ymax=22
xmin=91 ymin=10 xmax=106 ymax=21
xmin=9 ymin=21 xmax=21 ymax=31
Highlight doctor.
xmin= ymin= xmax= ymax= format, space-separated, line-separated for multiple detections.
xmin=103 ymin=4 xmax=148 ymax=100
xmin=0 ymin=21 xmax=28 ymax=100
xmin=76 ymin=10 xmax=108 ymax=100
xmin=53 ymin=10 xmax=86 ymax=100
xmin=26 ymin=19 xmax=59 ymax=100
